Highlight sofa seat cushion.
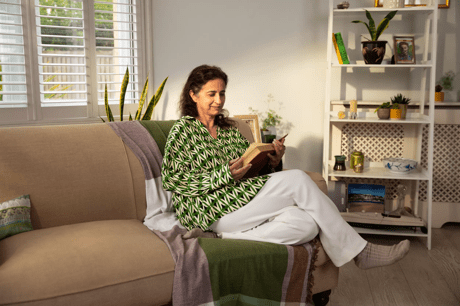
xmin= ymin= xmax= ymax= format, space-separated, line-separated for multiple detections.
xmin=0 ymin=219 xmax=175 ymax=306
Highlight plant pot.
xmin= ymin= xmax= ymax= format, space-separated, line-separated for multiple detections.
xmin=399 ymin=104 xmax=408 ymax=119
xmin=377 ymin=108 xmax=390 ymax=119
xmin=435 ymin=92 xmax=444 ymax=102
xmin=390 ymin=109 xmax=402 ymax=120
xmin=361 ymin=41 xmax=387 ymax=65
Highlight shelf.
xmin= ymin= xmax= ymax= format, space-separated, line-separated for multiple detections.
xmin=351 ymin=226 xmax=428 ymax=237
xmin=331 ymin=100 xmax=460 ymax=107
xmin=329 ymin=112 xmax=430 ymax=123
xmin=333 ymin=7 xmax=436 ymax=13
xmin=341 ymin=212 xmax=424 ymax=227
xmin=332 ymin=63 xmax=433 ymax=68
xmin=328 ymin=164 xmax=429 ymax=180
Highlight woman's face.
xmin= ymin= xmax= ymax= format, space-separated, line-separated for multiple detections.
xmin=190 ymin=78 xmax=226 ymax=119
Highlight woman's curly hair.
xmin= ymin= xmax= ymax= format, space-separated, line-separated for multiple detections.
xmin=179 ymin=65 xmax=234 ymax=129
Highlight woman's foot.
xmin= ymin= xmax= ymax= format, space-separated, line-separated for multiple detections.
xmin=183 ymin=228 xmax=218 ymax=239
xmin=354 ymin=240 xmax=410 ymax=270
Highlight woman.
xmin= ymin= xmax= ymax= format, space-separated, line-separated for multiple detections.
xmin=161 ymin=64 xmax=410 ymax=269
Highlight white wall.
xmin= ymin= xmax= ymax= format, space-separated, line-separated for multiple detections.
xmin=150 ymin=0 xmax=459 ymax=173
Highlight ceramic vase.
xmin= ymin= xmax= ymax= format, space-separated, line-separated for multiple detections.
xmin=377 ymin=108 xmax=390 ymax=119
xmin=361 ymin=41 xmax=387 ymax=65
xmin=399 ymin=104 xmax=408 ymax=119
xmin=390 ymin=109 xmax=402 ymax=120
xmin=383 ymin=0 xmax=405 ymax=8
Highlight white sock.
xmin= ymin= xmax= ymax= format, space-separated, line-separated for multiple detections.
xmin=354 ymin=240 xmax=410 ymax=270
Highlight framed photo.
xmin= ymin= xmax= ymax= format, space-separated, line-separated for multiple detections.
xmin=394 ymin=36 xmax=416 ymax=64
xmin=234 ymin=114 xmax=262 ymax=143
xmin=347 ymin=183 xmax=386 ymax=213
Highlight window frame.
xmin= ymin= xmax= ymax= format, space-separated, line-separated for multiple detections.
xmin=0 ymin=0 xmax=149 ymax=127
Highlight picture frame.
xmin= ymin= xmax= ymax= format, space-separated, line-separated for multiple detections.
xmin=347 ymin=183 xmax=386 ymax=213
xmin=234 ymin=114 xmax=262 ymax=143
xmin=374 ymin=0 xmax=449 ymax=9
xmin=394 ymin=36 xmax=416 ymax=64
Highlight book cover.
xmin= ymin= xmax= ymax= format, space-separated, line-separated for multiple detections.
xmin=347 ymin=183 xmax=385 ymax=213
xmin=334 ymin=32 xmax=350 ymax=64
xmin=241 ymin=143 xmax=275 ymax=179
xmin=332 ymin=33 xmax=343 ymax=64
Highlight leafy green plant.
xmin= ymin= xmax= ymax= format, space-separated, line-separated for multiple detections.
xmin=374 ymin=101 xmax=391 ymax=113
xmin=390 ymin=93 xmax=411 ymax=105
xmin=249 ymin=94 xmax=283 ymax=131
xmin=352 ymin=10 xmax=398 ymax=41
xmin=392 ymin=103 xmax=400 ymax=109
xmin=101 ymin=67 xmax=168 ymax=122
xmin=436 ymin=71 xmax=456 ymax=92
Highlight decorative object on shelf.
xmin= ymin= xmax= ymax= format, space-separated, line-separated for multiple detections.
xmin=337 ymin=1 xmax=350 ymax=9
xmin=383 ymin=157 xmax=418 ymax=174
xmin=332 ymin=33 xmax=350 ymax=64
xmin=383 ymin=0 xmax=405 ymax=8
xmin=350 ymin=151 xmax=364 ymax=173
xmin=338 ymin=111 xmax=346 ymax=119
xmin=394 ymin=36 xmax=416 ymax=64
xmin=350 ymin=99 xmax=358 ymax=119
xmin=390 ymin=93 xmax=411 ymax=119
xmin=249 ymin=94 xmax=283 ymax=143
xmin=352 ymin=10 xmax=398 ymax=65
xmin=234 ymin=114 xmax=262 ymax=143
xmin=347 ymin=183 xmax=386 ymax=213
xmin=374 ymin=102 xmax=391 ymax=119
xmin=435 ymin=71 xmax=456 ymax=102
xmin=386 ymin=184 xmax=407 ymax=217
xmin=333 ymin=155 xmax=347 ymax=171
xmin=101 ymin=67 xmax=168 ymax=122
xmin=389 ymin=103 xmax=402 ymax=120
xmin=374 ymin=0 xmax=450 ymax=9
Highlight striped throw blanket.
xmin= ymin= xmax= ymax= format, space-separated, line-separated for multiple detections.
xmin=108 ymin=121 xmax=318 ymax=305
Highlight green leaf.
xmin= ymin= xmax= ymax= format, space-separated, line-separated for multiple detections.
xmin=104 ymin=84 xmax=114 ymax=122
xmin=119 ymin=67 xmax=129 ymax=121
xmin=375 ymin=11 xmax=397 ymax=41
xmin=135 ymin=76 xmax=149 ymax=120
xmin=365 ymin=10 xmax=376 ymax=40
xmin=142 ymin=77 xmax=168 ymax=120
xmin=100 ymin=116 xmax=105 ymax=122
xmin=351 ymin=20 xmax=373 ymax=40
xmin=129 ymin=113 xmax=133 ymax=121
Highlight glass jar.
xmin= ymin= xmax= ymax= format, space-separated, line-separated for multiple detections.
xmin=333 ymin=155 xmax=347 ymax=171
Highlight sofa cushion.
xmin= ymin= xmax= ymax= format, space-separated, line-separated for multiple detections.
xmin=0 ymin=219 xmax=175 ymax=306
xmin=0 ymin=195 xmax=33 ymax=240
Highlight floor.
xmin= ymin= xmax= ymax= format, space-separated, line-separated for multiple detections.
xmin=328 ymin=223 xmax=460 ymax=306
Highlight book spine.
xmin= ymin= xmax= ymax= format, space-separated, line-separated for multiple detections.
xmin=332 ymin=33 xmax=343 ymax=64
xmin=334 ymin=33 xmax=350 ymax=64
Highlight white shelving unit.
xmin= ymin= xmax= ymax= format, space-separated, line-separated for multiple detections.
xmin=323 ymin=1 xmax=437 ymax=249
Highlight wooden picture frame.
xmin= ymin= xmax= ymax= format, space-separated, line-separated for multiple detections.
xmin=374 ymin=0 xmax=449 ymax=9
xmin=234 ymin=115 xmax=262 ymax=143
xmin=394 ymin=36 xmax=416 ymax=64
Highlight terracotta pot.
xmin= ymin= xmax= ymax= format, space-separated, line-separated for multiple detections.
xmin=435 ymin=92 xmax=444 ymax=102
xmin=361 ymin=41 xmax=387 ymax=64
xmin=377 ymin=108 xmax=390 ymax=119
xmin=390 ymin=109 xmax=402 ymax=120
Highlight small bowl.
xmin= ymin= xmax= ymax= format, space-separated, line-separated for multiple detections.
xmin=382 ymin=158 xmax=418 ymax=174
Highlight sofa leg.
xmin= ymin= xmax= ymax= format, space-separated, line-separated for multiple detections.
xmin=312 ymin=289 xmax=331 ymax=306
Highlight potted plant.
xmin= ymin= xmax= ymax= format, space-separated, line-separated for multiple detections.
xmin=389 ymin=103 xmax=402 ymax=120
xmin=100 ymin=67 xmax=168 ymax=122
xmin=435 ymin=71 xmax=456 ymax=102
xmin=374 ymin=101 xmax=391 ymax=119
xmin=352 ymin=10 xmax=398 ymax=64
xmin=390 ymin=93 xmax=411 ymax=119
xmin=260 ymin=109 xmax=282 ymax=143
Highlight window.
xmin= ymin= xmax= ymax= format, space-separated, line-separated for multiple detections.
xmin=0 ymin=0 xmax=147 ymax=125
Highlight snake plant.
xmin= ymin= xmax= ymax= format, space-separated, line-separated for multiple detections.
xmin=101 ymin=67 xmax=168 ymax=122
xmin=352 ymin=10 xmax=398 ymax=41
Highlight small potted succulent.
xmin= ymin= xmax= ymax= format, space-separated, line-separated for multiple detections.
xmin=374 ymin=102 xmax=391 ymax=119
xmin=390 ymin=93 xmax=411 ymax=119
xmin=390 ymin=103 xmax=402 ymax=120
xmin=435 ymin=71 xmax=456 ymax=102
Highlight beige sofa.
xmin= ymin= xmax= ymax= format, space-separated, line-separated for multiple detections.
xmin=0 ymin=119 xmax=338 ymax=306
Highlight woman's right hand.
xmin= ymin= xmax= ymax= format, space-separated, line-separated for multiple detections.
xmin=229 ymin=157 xmax=252 ymax=181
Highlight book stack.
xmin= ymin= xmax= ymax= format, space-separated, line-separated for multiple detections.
xmin=332 ymin=32 xmax=350 ymax=64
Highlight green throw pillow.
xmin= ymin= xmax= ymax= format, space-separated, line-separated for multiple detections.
xmin=0 ymin=195 xmax=33 ymax=240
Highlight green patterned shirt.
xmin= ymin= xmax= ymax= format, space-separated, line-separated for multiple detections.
xmin=161 ymin=116 xmax=270 ymax=231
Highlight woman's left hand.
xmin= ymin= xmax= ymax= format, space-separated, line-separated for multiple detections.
xmin=267 ymin=137 xmax=285 ymax=168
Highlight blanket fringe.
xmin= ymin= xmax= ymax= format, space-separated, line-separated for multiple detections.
xmin=306 ymin=236 xmax=320 ymax=303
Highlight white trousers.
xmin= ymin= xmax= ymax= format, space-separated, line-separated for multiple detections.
xmin=209 ymin=169 xmax=367 ymax=267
